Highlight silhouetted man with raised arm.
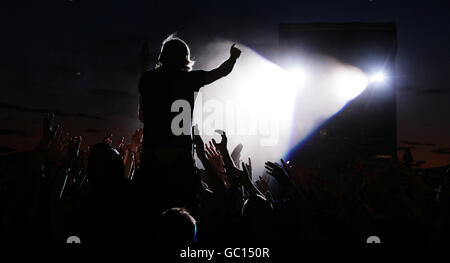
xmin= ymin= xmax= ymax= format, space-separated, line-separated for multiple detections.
xmin=137 ymin=35 xmax=241 ymax=212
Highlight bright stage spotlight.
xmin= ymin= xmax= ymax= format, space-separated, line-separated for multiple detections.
xmin=369 ymin=71 xmax=386 ymax=84
xmin=286 ymin=67 xmax=307 ymax=87
xmin=193 ymin=41 xmax=371 ymax=177
xmin=333 ymin=68 xmax=369 ymax=101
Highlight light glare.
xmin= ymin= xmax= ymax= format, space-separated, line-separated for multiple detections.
xmin=286 ymin=68 xmax=307 ymax=87
xmin=193 ymin=41 xmax=372 ymax=177
xmin=369 ymin=72 xmax=386 ymax=83
xmin=333 ymin=68 xmax=369 ymax=101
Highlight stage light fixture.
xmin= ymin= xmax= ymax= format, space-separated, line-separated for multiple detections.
xmin=369 ymin=71 xmax=386 ymax=84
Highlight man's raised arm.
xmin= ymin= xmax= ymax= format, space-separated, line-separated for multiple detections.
xmin=203 ymin=44 xmax=241 ymax=85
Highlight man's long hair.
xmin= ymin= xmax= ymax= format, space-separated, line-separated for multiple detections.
xmin=157 ymin=34 xmax=194 ymax=71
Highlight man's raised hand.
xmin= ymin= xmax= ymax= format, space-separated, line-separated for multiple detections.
xmin=230 ymin=44 xmax=241 ymax=60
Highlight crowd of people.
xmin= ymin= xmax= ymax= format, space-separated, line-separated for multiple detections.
xmin=0 ymin=113 xmax=449 ymax=244
xmin=1 ymin=35 xmax=449 ymax=245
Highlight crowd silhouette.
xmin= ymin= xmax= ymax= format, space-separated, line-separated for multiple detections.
xmin=0 ymin=35 xmax=449 ymax=245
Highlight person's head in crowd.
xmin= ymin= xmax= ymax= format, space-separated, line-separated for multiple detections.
xmin=242 ymin=194 xmax=274 ymax=219
xmin=87 ymin=143 xmax=124 ymax=189
xmin=157 ymin=207 xmax=197 ymax=244
xmin=241 ymin=194 xmax=274 ymax=241
xmin=157 ymin=34 xmax=194 ymax=71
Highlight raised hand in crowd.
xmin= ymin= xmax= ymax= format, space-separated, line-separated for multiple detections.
xmin=66 ymin=136 xmax=82 ymax=164
xmin=123 ymin=129 xmax=144 ymax=170
xmin=240 ymin=160 xmax=264 ymax=198
xmin=39 ymin=112 xmax=58 ymax=150
xmin=205 ymin=141 xmax=225 ymax=174
xmin=265 ymin=160 xmax=292 ymax=188
xmin=116 ymin=136 xmax=125 ymax=153
xmin=211 ymin=130 xmax=227 ymax=152
xmin=255 ymin=176 xmax=272 ymax=201
xmin=206 ymin=141 xmax=229 ymax=189
xmin=80 ymin=146 xmax=90 ymax=172
xmin=211 ymin=130 xmax=235 ymax=172
xmin=192 ymin=125 xmax=228 ymax=193
xmin=231 ymin=143 xmax=243 ymax=168
xmin=129 ymin=128 xmax=143 ymax=152
xmin=211 ymin=131 xmax=243 ymax=189
xmin=266 ymin=159 xmax=313 ymax=214
xmin=38 ymin=113 xmax=66 ymax=163
xmin=192 ymin=125 xmax=206 ymax=160
xmin=244 ymin=157 xmax=252 ymax=180
xmin=280 ymin=159 xmax=294 ymax=176
xmin=123 ymin=150 xmax=135 ymax=180
xmin=47 ymin=126 xmax=66 ymax=163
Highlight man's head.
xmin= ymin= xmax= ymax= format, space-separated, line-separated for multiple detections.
xmin=157 ymin=34 xmax=194 ymax=71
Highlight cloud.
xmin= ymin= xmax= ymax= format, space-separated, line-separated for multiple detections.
xmin=400 ymin=140 xmax=435 ymax=147
xmin=0 ymin=129 xmax=30 ymax=137
xmin=0 ymin=102 xmax=71 ymax=116
xmin=432 ymin=147 xmax=450 ymax=155
xmin=0 ymin=102 xmax=104 ymax=121
xmin=77 ymin=113 xmax=104 ymax=121
xmin=0 ymin=146 xmax=16 ymax=155
xmin=400 ymin=140 xmax=422 ymax=146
